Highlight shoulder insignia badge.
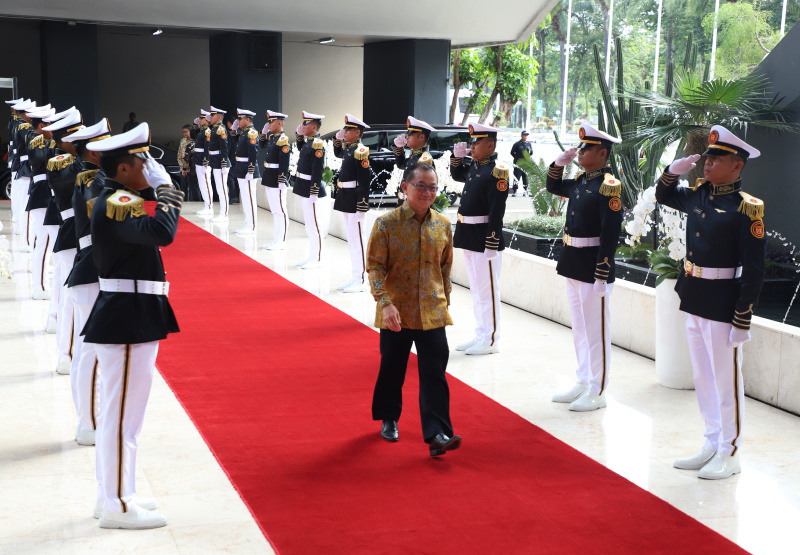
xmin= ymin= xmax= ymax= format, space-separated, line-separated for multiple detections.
xmin=418 ymin=152 xmax=433 ymax=165
xmin=86 ymin=197 xmax=97 ymax=218
xmin=216 ymin=125 xmax=226 ymax=137
xmin=276 ymin=134 xmax=289 ymax=147
xmin=609 ymin=197 xmax=622 ymax=211
xmin=106 ymin=190 xmax=145 ymax=221
xmin=750 ymin=220 xmax=765 ymax=238
xmin=247 ymin=128 xmax=258 ymax=140
xmin=497 ymin=179 xmax=508 ymax=192
xmin=354 ymin=145 xmax=370 ymax=161
xmin=599 ymin=173 xmax=622 ymax=197
xmin=47 ymin=153 xmax=74 ymax=171
xmin=76 ymin=169 xmax=99 ymax=188
xmin=205 ymin=128 xmax=211 ymax=139
xmin=18 ymin=122 xmax=31 ymax=130
xmin=282 ymin=146 xmax=290 ymax=153
xmin=312 ymin=137 xmax=324 ymax=150
xmin=491 ymin=162 xmax=510 ymax=181
xmin=738 ymin=192 xmax=764 ymax=220
xmin=29 ymin=134 xmax=44 ymax=149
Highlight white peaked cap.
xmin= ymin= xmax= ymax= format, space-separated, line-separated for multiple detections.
xmin=42 ymin=110 xmax=83 ymax=132
xmin=406 ymin=116 xmax=435 ymax=134
xmin=87 ymin=122 xmax=151 ymax=159
xmin=301 ymin=111 xmax=325 ymax=121
xmin=44 ymin=106 xmax=77 ymax=123
xmin=27 ymin=107 xmax=56 ymax=119
xmin=344 ymin=113 xmax=370 ymax=129
xmin=266 ymin=110 xmax=288 ymax=120
xmin=25 ymin=103 xmax=52 ymax=116
xmin=468 ymin=122 xmax=499 ymax=138
xmin=237 ymin=108 xmax=256 ymax=118
xmin=209 ymin=105 xmax=226 ymax=114
xmin=12 ymin=99 xmax=35 ymax=111
xmin=63 ymin=118 xmax=111 ymax=143
xmin=704 ymin=125 xmax=760 ymax=159
xmin=578 ymin=123 xmax=621 ymax=146
xmin=5 ymin=97 xmax=25 ymax=105
xmin=200 ymin=109 xmax=210 ymax=117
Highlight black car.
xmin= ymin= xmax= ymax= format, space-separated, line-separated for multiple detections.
xmin=1 ymin=165 xmax=10 ymax=200
xmin=150 ymin=142 xmax=183 ymax=190
xmin=320 ymin=124 xmax=470 ymax=206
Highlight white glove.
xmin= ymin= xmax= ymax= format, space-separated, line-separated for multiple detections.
xmin=309 ymin=194 xmax=319 ymax=203
xmin=193 ymin=117 xmax=201 ymax=126
xmin=231 ymin=119 xmax=239 ymax=132
xmin=668 ymin=154 xmax=702 ymax=176
xmin=728 ymin=327 xmax=751 ymax=348
xmin=453 ymin=142 xmax=468 ymax=158
xmin=246 ymin=172 xmax=254 ymax=181
xmin=261 ymin=123 xmax=270 ymax=135
xmin=484 ymin=248 xmax=499 ymax=260
xmin=278 ymin=181 xmax=288 ymax=190
xmin=593 ymin=280 xmax=607 ymax=297
xmin=143 ymin=159 xmax=172 ymax=191
xmin=354 ymin=211 xmax=366 ymax=222
xmin=555 ymin=147 xmax=578 ymax=167
xmin=296 ymin=124 xmax=305 ymax=136
xmin=394 ymin=134 xmax=407 ymax=148
xmin=335 ymin=128 xmax=346 ymax=140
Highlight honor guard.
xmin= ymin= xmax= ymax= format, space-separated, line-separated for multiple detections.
xmin=84 ymin=122 xmax=182 ymax=529
xmin=392 ymin=116 xmax=435 ymax=169
xmin=656 ymin=126 xmax=765 ymax=480
xmin=333 ymin=114 xmax=372 ymax=292
xmin=547 ymin=124 xmax=623 ymax=411
xmin=232 ymin=108 xmax=260 ymax=235
xmin=259 ymin=110 xmax=291 ymax=250
xmin=450 ymin=123 xmax=510 ymax=355
xmin=293 ymin=110 xmax=327 ymax=269
xmin=207 ymin=105 xmax=230 ymax=221
xmin=62 ymin=118 xmax=111 ymax=446
xmin=24 ymin=105 xmax=57 ymax=299
xmin=194 ymin=109 xmax=214 ymax=215
xmin=6 ymin=97 xmax=27 ymax=226
xmin=10 ymin=99 xmax=38 ymax=250
xmin=44 ymin=109 xmax=85 ymax=375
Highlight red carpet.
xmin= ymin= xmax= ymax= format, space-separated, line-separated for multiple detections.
xmin=157 ymin=216 xmax=747 ymax=554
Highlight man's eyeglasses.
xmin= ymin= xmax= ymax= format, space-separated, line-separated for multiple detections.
xmin=408 ymin=182 xmax=438 ymax=194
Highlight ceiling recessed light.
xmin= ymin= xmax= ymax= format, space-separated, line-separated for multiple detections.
xmin=318 ymin=37 xmax=335 ymax=44
xmin=153 ymin=28 xmax=163 ymax=36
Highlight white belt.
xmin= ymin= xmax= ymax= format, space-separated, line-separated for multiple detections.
xmin=338 ymin=180 xmax=357 ymax=189
xmin=684 ymin=260 xmax=742 ymax=280
xmin=264 ymin=163 xmax=279 ymax=169
xmin=296 ymin=172 xmax=312 ymax=181
xmin=457 ymin=214 xmax=489 ymax=224
xmin=79 ymin=235 xmax=92 ymax=249
xmin=195 ymin=148 xmax=204 ymax=153
xmin=563 ymin=234 xmax=601 ymax=248
xmin=236 ymin=156 xmax=249 ymax=162
xmin=99 ymin=278 xmax=170 ymax=296
xmin=208 ymin=150 xmax=220 ymax=155
xmin=20 ymin=155 xmax=28 ymax=161
xmin=33 ymin=174 xmax=47 ymax=183
xmin=60 ymin=208 xmax=75 ymax=219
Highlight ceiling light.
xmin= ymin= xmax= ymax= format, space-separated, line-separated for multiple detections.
xmin=318 ymin=37 xmax=335 ymax=44
xmin=153 ymin=28 xmax=163 ymax=36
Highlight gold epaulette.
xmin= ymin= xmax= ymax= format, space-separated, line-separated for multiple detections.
xmin=276 ymin=134 xmax=289 ymax=147
xmin=575 ymin=171 xmax=585 ymax=181
xmin=492 ymin=162 xmax=510 ymax=181
xmin=76 ymin=169 xmax=99 ymax=187
xmin=354 ymin=144 xmax=370 ymax=161
xmin=29 ymin=134 xmax=44 ymax=149
xmin=106 ymin=190 xmax=145 ymax=221
xmin=738 ymin=192 xmax=764 ymax=220
xmin=47 ymin=153 xmax=74 ymax=171
xmin=419 ymin=152 xmax=433 ymax=165
xmin=692 ymin=178 xmax=705 ymax=191
xmin=18 ymin=122 xmax=31 ymax=130
xmin=599 ymin=173 xmax=622 ymax=197
xmin=247 ymin=128 xmax=258 ymax=140
xmin=86 ymin=197 xmax=97 ymax=218
xmin=312 ymin=137 xmax=324 ymax=150
xmin=216 ymin=125 xmax=226 ymax=136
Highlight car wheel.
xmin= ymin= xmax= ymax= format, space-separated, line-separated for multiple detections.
xmin=1 ymin=174 xmax=11 ymax=200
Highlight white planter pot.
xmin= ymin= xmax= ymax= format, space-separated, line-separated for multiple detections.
xmin=655 ymin=279 xmax=695 ymax=390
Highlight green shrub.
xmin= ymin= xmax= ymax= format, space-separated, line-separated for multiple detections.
xmin=507 ymin=214 xmax=566 ymax=238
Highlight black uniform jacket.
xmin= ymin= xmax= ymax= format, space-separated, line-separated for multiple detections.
xmin=232 ymin=126 xmax=260 ymax=179
xmin=48 ymin=150 xmax=83 ymax=253
xmin=392 ymin=145 xmax=433 ymax=169
xmin=7 ymin=115 xmax=19 ymax=169
xmin=68 ymin=163 xmax=104 ymax=287
xmin=82 ymin=180 xmax=183 ymax=344
xmin=259 ymin=132 xmax=291 ymax=188
xmin=450 ymin=153 xmax=510 ymax=253
xmin=12 ymin=121 xmax=33 ymax=177
xmin=546 ymin=164 xmax=624 ymax=284
xmin=510 ymin=140 xmax=533 ymax=164
xmin=332 ymin=140 xmax=371 ymax=213
xmin=206 ymin=123 xmax=229 ymax=169
xmin=656 ymin=171 xmax=766 ymax=330
xmin=25 ymin=133 xmax=55 ymax=211
xmin=193 ymin=125 xmax=208 ymax=167
xmin=293 ymin=135 xmax=326 ymax=199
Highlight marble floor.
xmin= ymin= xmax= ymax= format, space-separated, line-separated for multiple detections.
xmin=1 ymin=200 xmax=799 ymax=554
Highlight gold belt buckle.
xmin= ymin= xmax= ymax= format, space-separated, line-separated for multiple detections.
xmin=457 ymin=213 xmax=464 ymax=223
xmin=563 ymin=233 xmax=571 ymax=246
xmin=684 ymin=260 xmax=694 ymax=276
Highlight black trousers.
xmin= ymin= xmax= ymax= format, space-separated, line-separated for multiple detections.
xmin=512 ymin=166 xmax=528 ymax=193
xmin=372 ymin=327 xmax=452 ymax=443
xmin=180 ymin=172 xmax=200 ymax=202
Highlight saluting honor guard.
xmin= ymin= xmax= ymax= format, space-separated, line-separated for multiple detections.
xmin=656 ymin=126 xmax=765 ymax=480
xmin=232 ymin=108 xmax=260 ymax=235
xmin=10 ymin=99 xmax=37 ymax=250
xmin=194 ymin=109 xmax=214 ymax=216
xmin=547 ymin=124 xmax=623 ymax=412
xmin=5 ymin=98 xmax=24 ymax=225
xmin=450 ymin=123 xmax=510 ymax=356
xmin=293 ymin=111 xmax=327 ymax=269
xmin=333 ymin=114 xmax=372 ymax=293
xmin=259 ymin=110 xmax=291 ymax=250
xmin=207 ymin=105 xmax=230 ymax=222
xmin=392 ymin=116 xmax=435 ymax=169
xmin=84 ymin=122 xmax=182 ymax=529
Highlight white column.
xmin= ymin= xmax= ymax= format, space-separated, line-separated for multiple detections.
xmin=526 ymin=40 xmax=533 ymax=130
xmin=710 ymin=0 xmax=721 ymax=79
xmin=653 ymin=0 xmax=663 ymax=91
xmin=604 ymin=0 xmax=615 ymax=86
xmin=781 ymin=0 xmax=787 ymax=35
xmin=560 ymin=0 xmax=573 ymax=136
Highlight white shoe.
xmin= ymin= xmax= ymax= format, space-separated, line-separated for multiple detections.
xmin=465 ymin=342 xmax=499 ymax=355
xmin=211 ymin=214 xmax=229 ymax=223
xmin=196 ymin=207 xmax=214 ymax=216
xmin=236 ymin=228 xmax=257 ymax=235
xmin=32 ymin=289 xmax=51 ymax=300
xmin=300 ymin=260 xmax=321 ymax=270
xmin=569 ymin=391 xmax=606 ymax=412
xmin=19 ymin=244 xmax=32 ymax=253
xmin=343 ymin=282 xmax=367 ymax=294
xmin=552 ymin=382 xmax=589 ymax=403
xmin=99 ymin=503 xmax=167 ymax=529
xmin=698 ymin=452 xmax=741 ymax=480
xmin=674 ymin=448 xmax=716 ymax=470
xmin=45 ymin=316 xmax=57 ymax=334
xmin=56 ymin=355 xmax=71 ymax=375
xmin=94 ymin=497 xmax=158 ymax=519
xmin=337 ymin=278 xmax=355 ymax=291
xmin=75 ymin=427 xmax=96 ymax=446
xmin=455 ymin=337 xmax=480 ymax=351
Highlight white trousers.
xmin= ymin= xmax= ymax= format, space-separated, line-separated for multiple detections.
xmin=70 ymin=282 xmax=101 ymax=431
xmin=342 ymin=213 xmax=367 ymax=283
xmin=300 ymin=197 xmax=323 ymax=262
xmin=95 ymin=341 xmax=159 ymax=514
xmin=685 ymin=314 xmax=745 ymax=456
xmin=11 ymin=176 xmax=30 ymax=232
xmin=237 ymin=178 xmax=257 ymax=231
xmin=212 ymin=167 xmax=230 ymax=216
xmin=463 ymin=250 xmax=502 ymax=346
xmin=53 ymin=249 xmax=77 ymax=361
xmin=45 ymin=225 xmax=60 ymax=319
xmin=265 ymin=186 xmax=287 ymax=245
xmin=29 ymin=208 xmax=49 ymax=293
xmin=566 ymin=278 xmax=613 ymax=395
xmin=196 ymin=165 xmax=213 ymax=209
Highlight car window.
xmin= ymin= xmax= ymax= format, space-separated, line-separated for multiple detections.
xmin=387 ymin=130 xmax=405 ymax=148
xmin=360 ymin=132 xmax=382 ymax=149
xmin=432 ymin=131 xmax=471 ymax=151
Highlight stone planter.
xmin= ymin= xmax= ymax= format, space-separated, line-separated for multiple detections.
xmin=655 ymin=279 xmax=695 ymax=390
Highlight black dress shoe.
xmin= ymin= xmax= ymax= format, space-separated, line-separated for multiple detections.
xmin=380 ymin=420 xmax=398 ymax=442
xmin=429 ymin=433 xmax=462 ymax=456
